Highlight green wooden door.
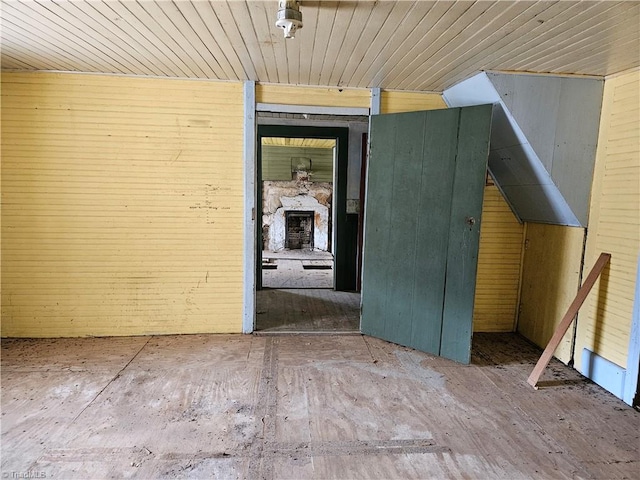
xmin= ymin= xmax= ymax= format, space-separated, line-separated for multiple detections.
xmin=361 ymin=105 xmax=492 ymax=364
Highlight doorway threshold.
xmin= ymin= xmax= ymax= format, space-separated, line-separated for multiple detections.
xmin=254 ymin=330 xmax=361 ymax=336
xmin=255 ymin=289 xmax=361 ymax=332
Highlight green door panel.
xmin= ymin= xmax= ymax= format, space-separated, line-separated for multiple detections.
xmin=361 ymin=105 xmax=492 ymax=364
xmin=439 ymin=105 xmax=493 ymax=363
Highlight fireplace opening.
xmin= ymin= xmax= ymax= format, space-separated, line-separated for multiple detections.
xmin=285 ymin=211 xmax=314 ymax=250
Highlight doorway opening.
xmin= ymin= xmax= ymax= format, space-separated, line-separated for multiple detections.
xmin=255 ymin=121 xmax=366 ymax=333
xmin=260 ymin=135 xmax=336 ymax=290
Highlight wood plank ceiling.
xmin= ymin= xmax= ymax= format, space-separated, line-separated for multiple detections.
xmin=262 ymin=137 xmax=336 ymax=148
xmin=1 ymin=1 xmax=639 ymax=92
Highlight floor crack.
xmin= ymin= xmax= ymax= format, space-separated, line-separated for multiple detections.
xmin=66 ymin=336 xmax=152 ymax=427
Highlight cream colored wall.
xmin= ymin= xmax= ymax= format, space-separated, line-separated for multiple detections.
xmin=1 ymin=78 xmax=525 ymax=337
xmin=575 ymin=70 xmax=640 ymax=371
xmin=474 ymin=186 xmax=525 ymax=332
xmin=1 ymin=72 xmax=245 ymax=336
xmin=517 ymin=223 xmax=585 ymax=363
xmin=380 ymin=90 xmax=447 ymax=113
xmin=256 ymin=84 xmax=370 ymax=108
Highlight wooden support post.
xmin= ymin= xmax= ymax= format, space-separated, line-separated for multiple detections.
xmin=527 ymin=252 xmax=611 ymax=389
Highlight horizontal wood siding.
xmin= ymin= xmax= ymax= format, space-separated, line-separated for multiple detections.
xmin=473 ymin=185 xmax=524 ymax=332
xmin=381 ymin=90 xmax=447 ymax=113
xmin=256 ymin=84 xmax=370 ymax=108
xmin=576 ymin=70 xmax=640 ymax=370
xmin=517 ymin=223 xmax=585 ymax=363
xmin=262 ymin=145 xmax=333 ymax=182
xmin=1 ymin=72 xmax=244 ymax=337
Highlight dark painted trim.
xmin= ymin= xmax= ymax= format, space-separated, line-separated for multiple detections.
xmin=256 ymin=125 xmax=354 ymax=291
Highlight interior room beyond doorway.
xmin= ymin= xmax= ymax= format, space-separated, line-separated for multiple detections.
xmin=260 ymin=136 xmax=337 ymax=290
xmin=256 ymin=126 xmax=362 ymax=334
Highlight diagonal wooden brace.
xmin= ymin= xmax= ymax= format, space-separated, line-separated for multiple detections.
xmin=527 ymin=252 xmax=611 ymax=389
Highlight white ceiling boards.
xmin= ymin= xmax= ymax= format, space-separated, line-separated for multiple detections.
xmin=1 ymin=1 xmax=639 ymax=91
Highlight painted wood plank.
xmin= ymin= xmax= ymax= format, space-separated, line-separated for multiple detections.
xmin=473 ymin=185 xmax=524 ymax=333
xmin=0 ymin=52 xmax=36 ymax=70
xmin=336 ymin=1 xmax=395 ymax=88
xmin=224 ymin=2 xmax=273 ymax=82
xmin=85 ymin=0 xmax=191 ymax=76
xmin=1 ymin=1 xmax=639 ymax=91
xmin=326 ymin=1 xmax=376 ymax=87
xmin=256 ymin=84 xmax=370 ymax=108
xmin=247 ymin=2 xmax=279 ymax=83
xmin=411 ymin=2 xmax=551 ymax=90
xmin=86 ymin=1 xmax=180 ymax=77
xmin=319 ymin=1 xmax=357 ymax=87
xmin=172 ymin=0 xmax=239 ymax=79
xmin=3 ymin=1 xmax=132 ymax=73
xmin=576 ymin=70 xmax=640 ymax=376
xmin=419 ymin=2 xmax=589 ymax=90
xmin=1 ymin=72 xmax=245 ymax=337
xmin=0 ymin=28 xmax=78 ymax=71
xmin=387 ymin=1 xmax=498 ymax=90
xmin=409 ymin=109 xmax=459 ymax=354
xmin=296 ymin=1 xmax=319 ymax=86
xmin=307 ymin=2 xmax=338 ymax=86
xmin=363 ymin=106 xmax=491 ymax=360
xmin=381 ymin=112 xmax=428 ymax=346
xmin=137 ymin=1 xmax=211 ymax=78
xmin=346 ymin=1 xmax=414 ymax=88
xmin=517 ymin=224 xmax=584 ymax=364
xmin=440 ymin=104 xmax=492 ymax=363
xmin=361 ymin=114 xmax=397 ymax=339
xmin=507 ymin=4 xmax=633 ymax=70
xmin=104 ymin=0 xmax=194 ymax=77
xmin=382 ymin=1 xmax=473 ymax=88
xmin=380 ymin=91 xmax=446 ymax=114
xmin=528 ymin=253 xmax=612 ymax=388
xmin=363 ymin=2 xmax=436 ymax=87
xmin=2 ymin=13 xmax=95 ymax=71
xmin=46 ymin=1 xmax=161 ymax=76
xmin=204 ymin=1 xmax=257 ymax=79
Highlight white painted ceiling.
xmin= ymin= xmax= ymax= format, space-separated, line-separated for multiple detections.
xmin=2 ymin=1 xmax=639 ymax=92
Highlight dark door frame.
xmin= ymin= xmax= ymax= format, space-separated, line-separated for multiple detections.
xmin=256 ymin=124 xmax=352 ymax=292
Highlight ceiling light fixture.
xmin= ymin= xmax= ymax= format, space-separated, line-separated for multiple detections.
xmin=276 ymin=0 xmax=302 ymax=39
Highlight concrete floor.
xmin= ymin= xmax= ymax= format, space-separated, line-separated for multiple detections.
xmin=2 ymin=333 xmax=638 ymax=479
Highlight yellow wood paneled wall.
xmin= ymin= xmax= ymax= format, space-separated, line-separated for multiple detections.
xmin=262 ymin=146 xmax=333 ymax=182
xmin=517 ymin=224 xmax=585 ymax=363
xmin=473 ymin=185 xmax=525 ymax=332
xmin=381 ymin=90 xmax=447 ymax=113
xmin=380 ymin=91 xmax=522 ymax=333
xmin=575 ymin=70 xmax=640 ymax=370
xmin=1 ymin=72 xmax=244 ymax=337
xmin=256 ymin=84 xmax=370 ymax=108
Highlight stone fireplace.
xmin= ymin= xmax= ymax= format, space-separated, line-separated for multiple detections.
xmin=262 ymin=181 xmax=332 ymax=252
xmin=267 ymin=195 xmax=329 ymax=251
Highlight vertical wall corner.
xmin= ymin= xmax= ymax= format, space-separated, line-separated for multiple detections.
xmin=243 ymin=80 xmax=256 ymax=334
